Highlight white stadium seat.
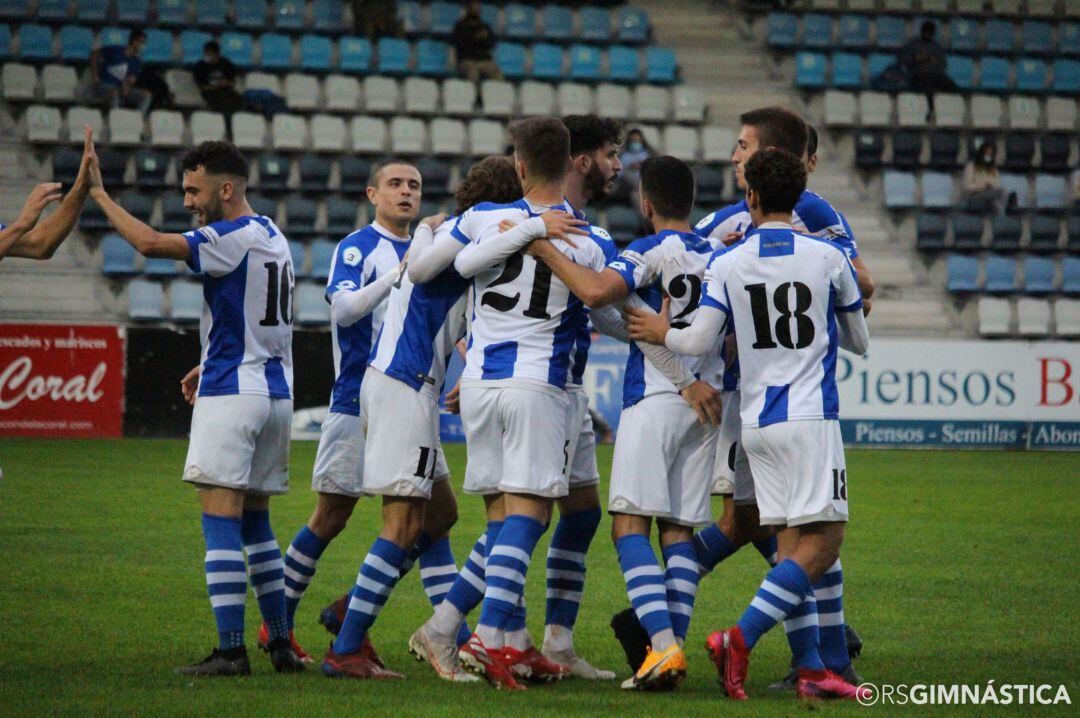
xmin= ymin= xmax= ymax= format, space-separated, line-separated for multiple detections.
xmin=858 ymin=92 xmax=891 ymax=127
xmin=700 ymin=126 xmax=736 ymax=163
xmin=481 ymin=79 xmax=516 ymax=117
xmin=430 ymin=117 xmax=467 ymax=155
xmin=26 ymin=104 xmax=62 ymax=143
xmin=1017 ymin=298 xmax=1051 ymax=337
xmin=970 ymin=95 xmax=1004 ymax=129
xmin=823 ymin=90 xmax=857 ymax=127
xmin=1055 ymin=299 xmax=1080 ymax=338
xmin=243 ymin=72 xmax=282 ymax=95
xmin=3 ymin=62 xmax=37 ymax=101
xmin=595 ymin=83 xmax=630 ymax=121
xmin=231 ymin=111 xmax=267 ymax=150
xmin=441 ymin=78 xmax=477 ymax=116
xmin=271 ymin=113 xmax=308 ymax=151
xmin=310 ymin=114 xmax=346 ymax=152
xmin=149 ymin=110 xmax=185 ymax=147
xmin=363 ymin=76 xmax=399 ymax=113
xmin=284 ymin=73 xmax=320 ymax=110
xmin=108 ymin=108 xmax=144 ymax=145
xmin=190 ymin=111 xmax=226 ymax=144
xmin=977 ymin=297 xmax=1012 ymax=336
xmin=165 ymin=69 xmax=203 ymax=109
xmin=469 ymin=118 xmax=505 ymax=156
xmin=1007 ymin=96 xmax=1040 ymax=131
xmin=634 ymin=85 xmax=669 ymax=122
xmin=324 ymin=74 xmax=361 ymax=112
xmin=519 ymin=81 xmax=554 ymax=116
xmin=933 ymin=94 xmax=966 ymax=129
xmin=672 ymin=86 xmax=705 ymax=123
xmin=66 ymin=106 xmax=104 ymax=144
xmin=390 ymin=116 xmax=426 ymax=154
xmin=896 ymin=92 xmax=929 ymax=128
xmin=42 ymin=64 xmax=78 ymax=103
xmin=1045 ymin=98 xmax=1077 ymax=132
xmin=403 ymin=77 xmax=439 ymax=115
xmin=558 ymin=82 xmax=594 ymax=116
xmin=662 ymin=125 xmax=700 ymax=161
xmin=350 ymin=116 xmax=387 ymax=154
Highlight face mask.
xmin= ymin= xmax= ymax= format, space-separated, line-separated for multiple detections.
xmin=627 ymin=141 xmax=643 ymax=153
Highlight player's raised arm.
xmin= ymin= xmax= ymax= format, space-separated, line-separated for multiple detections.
xmin=453 ymin=210 xmax=585 ymax=278
xmin=0 ymin=183 xmax=62 ymax=259
xmin=328 ymin=258 xmax=404 ymax=328
xmin=405 ymin=213 xmax=456 ymax=283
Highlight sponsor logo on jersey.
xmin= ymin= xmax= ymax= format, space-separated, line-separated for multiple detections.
xmin=343 ymin=246 xmax=362 ymax=266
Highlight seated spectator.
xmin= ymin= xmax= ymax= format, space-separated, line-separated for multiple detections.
xmin=352 ymin=0 xmax=400 ymax=39
xmin=453 ymin=0 xmax=501 ymax=82
xmin=899 ymin=21 xmax=956 ymax=99
xmin=612 ymin=128 xmax=653 ymax=206
xmin=90 ymin=30 xmax=151 ymax=112
xmin=962 ymin=141 xmax=1011 ymax=214
xmin=194 ymin=41 xmax=246 ymax=115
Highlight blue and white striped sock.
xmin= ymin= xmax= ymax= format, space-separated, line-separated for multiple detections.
xmin=333 ymin=537 xmax=407 ymax=655
xmin=201 ymin=513 xmax=247 ymax=651
xmin=692 ymin=523 xmax=737 ymax=573
xmin=504 ymin=596 xmax=532 ymax=651
xmin=419 ymin=536 xmax=472 ymax=647
xmin=241 ymin=510 xmax=288 ymax=642
xmin=814 ymin=560 xmax=849 ymax=672
xmin=736 ymin=558 xmax=815 ymax=650
xmin=544 ymin=507 xmax=600 ymax=640
xmin=443 ymin=522 xmax=500 ymax=617
xmin=783 ymin=595 xmax=825 ymax=671
xmin=661 ymin=541 xmax=700 ymax=645
xmin=753 ymin=536 xmax=779 ymax=567
xmin=400 ymin=532 xmax=434 ymax=578
xmin=616 ymin=534 xmax=676 ymax=652
xmin=476 ymin=515 xmax=546 ymax=649
xmin=283 ymin=525 xmax=328 ymax=630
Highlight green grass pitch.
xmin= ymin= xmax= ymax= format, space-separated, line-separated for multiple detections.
xmin=1 ymin=439 xmax=1076 ymax=717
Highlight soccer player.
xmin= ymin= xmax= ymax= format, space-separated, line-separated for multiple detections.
xmin=87 ymin=139 xmax=305 ymax=676
xmin=627 ymin=147 xmax=870 ymax=701
xmin=0 ymin=126 xmax=95 ymax=261
xmin=528 ymin=155 xmax=721 ymax=690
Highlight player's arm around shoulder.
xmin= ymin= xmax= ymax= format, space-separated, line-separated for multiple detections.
xmin=832 ymin=250 xmax=870 ymax=356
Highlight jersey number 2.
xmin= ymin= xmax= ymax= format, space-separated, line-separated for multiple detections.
xmin=480 ymin=254 xmax=553 ymax=319
xmin=261 ymin=261 xmax=293 ymax=326
xmin=745 ymin=282 xmax=814 ymax=349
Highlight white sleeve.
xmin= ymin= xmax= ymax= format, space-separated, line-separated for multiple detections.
xmin=663 ymin=305 xmax=728 ymax=357
xmin=329 ymin=267 xmax=400 ymax=327
xmin=621 ymin=294 xmax=696 ymax=390
xmin=838 ymin=307 xmax=870 ymax=355
xmin=453 ymin=216 xmax=546 ymax=278
xmin=407 ymin=223 xmax=464 ymax=284
xmin=184 ymin=222 xmax=252 ymax=277
xmin=588 ymin=304 xmax=629 ymax=342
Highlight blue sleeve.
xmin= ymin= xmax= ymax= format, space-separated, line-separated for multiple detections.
xmin=326 ymin=238 xmax=368 ymax=299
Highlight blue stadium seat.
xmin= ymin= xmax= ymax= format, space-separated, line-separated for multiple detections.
xmin=1035 ymin=174 xmax=1068 ymax=210
xmin=984 ymin=255 xmax=1018 ymax=294
xmin=999 ymin=173 xmax=1031 ymax=210
xmin=952 ymin=213 xmax=985 ymax=251
xmin=855 ymin=130 xmax=884 ymax=169
xmin=274 ymin=0 xmax=307 ymax=33
xmin=19 ymin=25 xmax=55 ymax=62
xmin=195 ymin=0 xmax=227 ymax=29
xmin=795 ymin=52 xmax=827 ymax=89
xmin=1015 ymin=58 xmax=1048 ymax=93
xmin=0 ymin=24 xmax=9 ymax=61
xmin=259 ymin=33 xmax=292 ymax=71
xmin=617 ymin=6 xmax=650 ymax=45
xmin=102 ymin=233 xmax=139 ymax=276
xmin=644 ymin=47 xmax=677 ymax=84
xmin=948 ymin=17 xmax=978 ymax=54
xmin=504 ymin=4 xmax=536 ymax=41
xmin=832 ymin=52 xmax=863 ymax=89
xmin=116 ymin=0 xmax=150 ymax=24
xmin=867 ymin=53 xmax=893 ymax=84
xmin=169 ymin=281 xmax=204 ymax=322
xmin=377 ymin=37 xmax=410 ymax=75
xmin=532 ymin=43 xmax=564 ymax=80
xmin=891 ymin=131 xmax=922 ymax=169
xmin=145 ymin=257 xmax=179 ymax=277
xmin=495 ymin=42 xmax=527 ymax=79
xmin=991 ymin=215 xmax=1023 ymax=252
xmin=838 ymin=15 xmax=871 ymax=51
xmin=235 ymin=0 xmax=269 ymax=31
xmin=801 ymin=14 xmax=833 ymax=50
xmin=1024 ymin=256 xmax=1056 ymax=294
xmin=1064 ymin=257 xmax=1080 ymax=294
xmin=1039 ymin=134 xmax=1070 ymax=173
xmin=0 ymin=3 xmax=29 ymax=21
xmin=946 ymin=254 xmax=980 ymax=293
xmin=429 ymin=2 xmax=459 ymax=38
xmin=287 ymin=240 xmax=306 ymax=277
xmin=309 ymin=239 xmax=335 ymax=280
xmin=157 ymin=0 xmax=189 ymax=27
xmin=99 ymin=26 xmax=131 ymax=47
xmin=884 ymin=170 xmax=917 ymax=209
xmin=1051 ymin=59 xmax=1080 ymax=93
xmin=946 ymin=55 xmax=975 ymax=90
xmin=1020 ymin=21 xmax=1053 ymax=57
xmin=875 ymin=16 xmax=908 ymax=51
xmin=142 ymin=29 xmax=175 ymax=65
xmin=978 ymin=57 xmax=1012 ymax=92
xmin=312 ymin=0 xmax=343 ymax=33
xmin=180 ymin=30 xmax=213 ymax=65
xmin=985 ymin=19 xmax=1016 ymax=55
xmin=922 ymin=172 xmax=954 ymax=209
xmin=397 ymin=0 xmax=422 ymax=35
xmin=766 ymin=13 xmax=798 ymax=50
xmin=1060 ymin=23 xmax=1080 ymax=58
xmin=128 ymin=279 xmax=165 ymax=320
xmin=299 ymin=34 xmax=332 ymax=72
xmin=916 ymin=213 xmax=947 ymax=251
xmin=541 ymin=6 xmax=574 ymax=43
xmin=580 ymin=7 xmax=612 ymax=43
xmin=76 ymin=0 xmax=109 ymax=24
xmin=569 ymin=44 xmax=602 ymax=82
xmin=220 ymin=32 xmax=254 ymax=70
xmin=608 ymin=46 xmax=640 ymax=83
xmin=416 ymin=39 xmax=450 ymax=77
xmin=59 ymin=25 xmax=94 ymax=63
xmin=295 ymin=282 xmax=329 ymax=323
xmin=339 ymin=36 xmax=372 ymax=73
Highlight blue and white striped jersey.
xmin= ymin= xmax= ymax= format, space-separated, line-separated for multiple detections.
xmin=607 ymin=229 xmax=722 ymax=408
xmin=325 ymin=222 xmax=409 ymax=416
xmin=567 ymin=224 xmax=617 ymax=388
xmin=703 ymin=224 xmax=863 ymax=428
xmin=453 ymin=199 xmax=610 ymax=389
xmin=182 ymin=215 xmax=294 ymax=399
xmin=369 ymin=218 xmax=469 ymax=400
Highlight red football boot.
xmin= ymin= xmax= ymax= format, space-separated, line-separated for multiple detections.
xmin=502 ymin=646 xmax=570 ymax=683
xmin=258 ymin=623 xmax=313 ymax=663
xmin=457 ymin=634 xmax=526 ymax=691
xmin=796 ymin=669 xmax=872 ymax=701
xmin=321 ymin=643 xmax=404 ymax=680
xmin=705 ymin=627 xmax=749 ymax=700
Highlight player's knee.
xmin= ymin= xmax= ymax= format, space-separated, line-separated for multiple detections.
xmin=309 ymin=501 xmax=356 ymax=539
xmin=383 ymin=511 xmax=425 ymax=549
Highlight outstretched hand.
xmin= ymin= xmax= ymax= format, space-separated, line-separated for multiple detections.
xmin=75 ymin=125 xmax=99 ymax=190
xmin=15 ymin=183 xmax=63 ymax=229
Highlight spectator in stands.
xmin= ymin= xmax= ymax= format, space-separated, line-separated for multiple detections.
xmin=352 ymin=0 xmax=401 ymax=39
xmin=612 ymin=128 xmax=653 ymax=208
xmin=453 ymin=0 xmax=501 ymax=82
xmin=194 ymin=41 xmax=247 ymax=116
xmin=962 ymin=141 xmax=1010 ymax=215
xmin=90 ymin=30 xmax=151 ymax=112
xmin=898 ymin=21 xmax=956 ymax=106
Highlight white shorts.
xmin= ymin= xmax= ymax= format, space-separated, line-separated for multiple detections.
xmin=459 ymin=381 xmax=570 ymax=498
xmin=711 ymin=390 xmax=756 ymax=505
xmin=609 ymin=393 xmax=717 ymax=527
xmin=311 ymin=410 xmax=365 ymax=497
xmin=360 ymin=368 xmax=450 ymax=499
xmin=742 ymin=419 xmax=849 ymax=527
xmin=183 ymin=394 xmax=292 ymax=495
xmin=565 ymin=388 xmax=600 ymax=489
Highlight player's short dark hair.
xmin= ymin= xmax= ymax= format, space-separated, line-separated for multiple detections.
xmin=180 ymin=140 xmax=249 ymax=180
xmin=743 ymin=147 xmax=806 ymax=215
xmin=739 ymin=107 xmax=808 ymax=158
xmin=640 ymin=155 xmax=695 ymax=220
xmin=454 ymin=156 xmax=522 ymax=215
xmin=562 ymin=114 xmax=623 ymax=158
xmin=807 ymin=125 xmax=818 ymax=157
xmin=367 ymin=158 xmax=419 ymax=189
xmin=129 ymin=29 xmax=146 ymax=44
xmin=204 ymin=40 xmax=220 ymax=54
xmin=508 ymin=117 xmax=570 ymax=183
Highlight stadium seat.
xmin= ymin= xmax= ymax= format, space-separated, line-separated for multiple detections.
xmin=931 ymin=94 xmax=965 ymax=129
xmin=339 ymin=156 xmax=371 ymax=195
xmin=946 ymin=253 xmax=980 ymax=293
xmin=1007 ymin=95 xmax=1040 ymax=130
xmin=99 ymin=150 xmax=129 ymax=187
xmin=76 ymin=0 xmax=108 ymax=24
xmin=1017 ymin=298 xmax=1052 ymax=336
xmin=494 ymin=43 xmax=527 ymax=80
xmin=59 ymin=25 xmax=94 ymax=63
xmin=108 ymin=108 xmax=144 ymax=146
xmin=1024 ymin=256 xmax=1057 ymax=294
xmin=1069 ymin=216 xmax=1080 ymax=251
xmin=520 ymin=81 xmax=555 ymax=116
xmin=36 ymin=0 xmax=69 ymax=23
xmin=3 ymin=63 xmax=37 ymax=102
xmin=558 ymin=83 xmax=594 ymax=117
xmin=231 ymin=112 xmax=267 ymax=150
xmin=608 ymin=46 xmax=641 ymax=83
xmin=26 ymin=104 xmax=62 ymax=143
xmin=325 ymin=196 xmax=357 ymax=238
xmin=99 ymin=27 xmax=131 ymax=49
xmin=149 ymin=109 xmax=185 ymax=147
xmin=430 ymin=118 xmax=466 ymax=155
xmin=985 ymin=254 xmax=1019 ymax=293
xmin=468 ymin=118 xmax=505 ymax=156
xmin=700 ymin=126 xmax=736 ymax=163
xmin=169 ymin=281 xmax=203 ymax=322
xmin=503 ymin=4 xmax=535 ymax=40
xmin=160 ymin=194 xmax=192 ymax=233
xmin=866 ymin=53 xmax=893 ymax=85
xmin=580 ymin=7 xmax=612 ymax=43
xmin=428 ymin=1 xmax=460 ymax=37
xmin=916 ymin=212 xmax=947 ymax=251
xmin=1064 ymin=257 xmax=1080 ymax=295
xmin=617 ymin=7 xmax=650 ymax=45
xmin=141 ymin=29 xmax=175 ymax=66
xmin=1060 ymin=22 xmax=1080 ymax=58
xmin=891 ymin=130 xmax=922 ymax=169
xmin=80 ymin=197 xmax=111 ymax=231
xmin=766 ymin=13 xmax=799 ymax=50
xmin=1057 ymin=298 xmax=1080 ymax=336
xmin=1002 ymin=134 xmax=1035 ymax=172
xmin=191 ymin=110 xmax=226 ymax=144
xmin=129 ymin=280 xmax=165 ymax=321
xmin=377 ymin=38 xmax=411 ymax=75
xmin=970 ymin=95 xmax=1004 ymax=129
xmin=144 ymin=257 xmax=179 ymax=277
xmin=823 ymin=90 xmax=857 ymax=126
xmin=883 ymin=170 xmax=917 ymax=209
xmin=541 ymin=6 xmax=573 ymax=43
xmin=1019 ymin=21 xmax=1053 ymax=57
xmin=274 ymin=0 xmax=305 ymax=32
xmin=634 ymin=85 xmax=670 ymax=122
xmin=403 ymin=77 xmax=439 ymax=115
xmin=257 ymin=154 xmax=290 ymax=192
xmin=284 ymin=195 xmax=317 ymax=236
xmin=295 ymin=282 xmax=329 ymax=324
xmin=102 ymin=233 xmax=140 ymax=276
xmin=948 ymin=18 xmax=979 ymax=54
xmin=977 ymin=297 xmax=1012 ymax=335
xmin=308 ymin=239 xmax=334 ymax=279
xmin=195 ymin=0 xmax=227 ymax=29
xmin=1015 ymin=58 xmax=1048 ymax=93
xmin=66 ymin=106 xmax=103 ymax=144
xmin=859 ymin=92 xmax=891 ymax=127
xmin=390 ymin=116 xmax=426 ymax=154
xmin=1051 ymin=60 xmax=1080 ymax=93
xmin=946 ymin=55 xmax=975 ymax=90
xmin=158 ymin=0 xmax=188 ymax=27
xmin=984 ymin=20 xmax=1016 ymax=56
xmin=644 ymin=47 xmax=677 ymax=84
xmin=1034 ymin=174 xmax=1068 ymax=210
xmin=416 ymin=39 xmax=451 ymax=77
xmin=442 ymin=78 xmax=476 ymax=115
xmin=928 ymin=130 xmax=961 ymax=169
xmin=244 ymin=71 xmax=282 ymax=96
xmin=922 ymin=171 xmax=954 ymax=209
xmin=951 ymin=212 xmax=985 ymax=250
xmin=51 ymin=146 xmax=82 ymax=186
xmin=259 ymin=33 xmax=293 ymax=71
xmin=285 ymin=73 xmax=320 ymax=110
xmin=235 ymin=0 xmax=268 ymax=30
xmin=339 ymin=37 xmax=373 ymax=73
xmin=875 ymin=16 xmax=908 ymax=51
xmin=990 ymin=214 xmax=1022 ymax=252
xmin=350 ymin=116 xmax=387 ymax=154
xmin=569 ymin=44 xmax=602 ymax=82
xmin=831 ymin=53 xmax=863 ymax=89
xmin=481 ymin=79 xmax=514 ymax=116
xmin=299 ymin=35 xmax=333 ymax=72
xmin=1038 ymin=134 xmax=1071 ymax=172
xmin=417 ymin=157 xmax=451 ymax=197
xmin=662 ymin=125 xmax=699 ymax=162
xmin=220 ymin=32 xmax=254 ymax=70
xmin=396 ymin=1 xmax=422 ymax=35
xmin=794 ymin=52 xmax=827 ymax=89
xmin=896 ymin=92 xmax=929 ymax=127
xmin=978 ymin=57 xmax=1012 ymax=93
xmin=19 ymin=25 xmax=54 ymax=62
xmin=312 ymin=0 xmax=342 ymax=33
xmin=672 ymin=86 xmax=705 ymax=123
xmin=801 ymin=14 xmax=833 ymax=50
xmin=531 ymin=44 xmax=563 ymax=80
xmin=695 ymin=166 xmax=725 ymax=205
xmin=363 ymin=76 xmax=399 ymax=113
xmin=247 ymin=193 xmax=278 ymax=221
xmin=298 ymin=154 xmax=331 ymax=192
xmin=180 ymin=31 xmax=213 ymax=65
xmin=855 ymin=130 xmax=885 ymax=168
xmin=999 ymin=172 xmax=1030 ymax=209
xmin=606 ymin=205 xmax=641 ymax=244
xmin=838 ymin=15 xmax=871 ymax=51
xmin=596 ymin=84 xmax=631 ymax=120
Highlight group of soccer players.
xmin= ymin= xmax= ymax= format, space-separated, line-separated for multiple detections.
xmin=34 ymin=102 xmax=875 ymax=701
